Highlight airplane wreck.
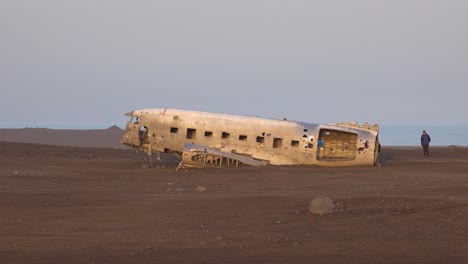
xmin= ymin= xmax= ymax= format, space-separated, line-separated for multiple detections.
xmin=121 ymin=108 xmax=380 ymax=169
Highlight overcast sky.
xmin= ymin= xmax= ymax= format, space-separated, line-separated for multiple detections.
xmin=1 ymin=0 xmax=467 ymax=125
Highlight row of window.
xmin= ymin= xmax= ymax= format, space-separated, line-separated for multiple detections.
xmin=170 ymin=127 xmax=306 ymax=148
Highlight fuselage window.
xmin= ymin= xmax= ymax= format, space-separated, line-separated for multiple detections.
xmin=222 ymin=132 xmax=230 ymax=139
xmin=205 ymin=131 xmax=213 ymax=137
xmin=273 ymin=138 xmax=282 ymax=148
xmin=186 ymin=128 xmax=196 ymax=139
xmin=256 ymin=136 xmax=265 ymax=143
xmin=170 ymin=127 xmax=178 ymax=133
xmin=239 ymin=135 xmax=247 ymax=141
xmin=291 ymin=140 xmax=299 ymax=147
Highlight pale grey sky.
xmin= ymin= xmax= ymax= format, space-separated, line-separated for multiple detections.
xmin=1 ymin=0 xmax=467 ymax=125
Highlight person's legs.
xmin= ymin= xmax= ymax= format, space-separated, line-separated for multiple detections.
xmin=423 ymin=145 xmax=429 ymax=157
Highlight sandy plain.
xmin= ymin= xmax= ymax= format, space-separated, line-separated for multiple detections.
xmin=0 ymin=128 xmax=467 ymax=264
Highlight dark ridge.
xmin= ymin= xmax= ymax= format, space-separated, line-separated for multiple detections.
xmin=106 ymin=125 xmax=123 ymax=131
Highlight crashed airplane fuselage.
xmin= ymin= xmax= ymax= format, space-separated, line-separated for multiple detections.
xmin=121 ymin=108 xmax=380 ymax=167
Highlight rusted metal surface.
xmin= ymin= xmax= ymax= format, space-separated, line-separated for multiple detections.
xmin=180 ymin=143 xmax=268 ymax=169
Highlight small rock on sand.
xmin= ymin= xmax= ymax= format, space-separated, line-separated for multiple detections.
xmin=308 ymin=196 xmax=336 ymax=215
xmin=195 ymin=186 xmax=207 ymax=192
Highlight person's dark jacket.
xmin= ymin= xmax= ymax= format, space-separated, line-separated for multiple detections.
xmin=421 ymin=134 xmax=431 ymax=146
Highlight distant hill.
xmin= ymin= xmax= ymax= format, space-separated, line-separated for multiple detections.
xmin=0 ymin=126 xmax=126 ymax=149
xmin=106 ymin=125 xmax=123 ymax=131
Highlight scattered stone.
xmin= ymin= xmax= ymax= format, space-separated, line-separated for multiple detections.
xmin=216 ymin=236 xmax=223 ymax=241
xmin=195 ymin=186 xmax=207 ymax=192
xmin=308 ymin=196 xmax=335 ymax=215
xmin=335 ymin=201 xmax=345 ymax=211
xmin=275 ymin=220 xmax=282 ymax=224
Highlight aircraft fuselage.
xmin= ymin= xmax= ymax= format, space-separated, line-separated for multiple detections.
xmin=121 ymin=108 xmax=380 ymax=166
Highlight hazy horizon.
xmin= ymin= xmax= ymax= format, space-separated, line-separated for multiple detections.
xmin=2 ymin=1 xmax=467 ymax=125
xmin=1 ymin=121 xmax=467 ymax=146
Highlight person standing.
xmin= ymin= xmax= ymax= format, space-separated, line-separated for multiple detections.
xmin=421 ymin=130 xmax=431 ymax=157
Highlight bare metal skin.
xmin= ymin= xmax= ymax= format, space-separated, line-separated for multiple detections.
xmin=121 ymin=108 xmax=380 ymax=167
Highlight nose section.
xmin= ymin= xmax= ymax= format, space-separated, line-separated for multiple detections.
xmin=120 ymin=131 xmax=131 ymax=146
xmin=121 ymin=122 xmax=140 ymax=148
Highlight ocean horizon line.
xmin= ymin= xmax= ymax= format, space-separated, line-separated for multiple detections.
xmin=1 ymin=122 xmax=467 ymax=147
